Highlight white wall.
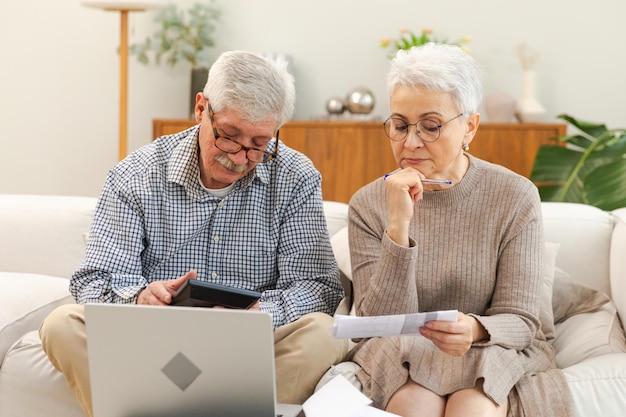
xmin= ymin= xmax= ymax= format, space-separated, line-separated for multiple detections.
xmin=1 ymin=0 xmax=625 ymax=197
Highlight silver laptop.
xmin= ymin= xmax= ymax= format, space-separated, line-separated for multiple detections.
xmin=85 ymin=303 xmax=302 ymax=417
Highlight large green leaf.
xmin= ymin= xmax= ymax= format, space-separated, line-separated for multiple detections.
xmin=561 ymin=134 xmax=593 ymax=149
xmin=531 ymin=114 xmax=626 ymax=209
xmin=531 ymin=146 xmax=581 ymax=183
xmin=558 ymin=114 xmax=607 ymax=138
xmin=584 ymin=159 xmax=626 ymax=210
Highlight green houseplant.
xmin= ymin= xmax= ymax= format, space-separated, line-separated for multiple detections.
xmin=380 ymin=27 xmax=471 ymax=58
xmin=130 ymin=1 xmax=221 ymax=115
xmin=530 ymin=114 xmax=626 ymax=210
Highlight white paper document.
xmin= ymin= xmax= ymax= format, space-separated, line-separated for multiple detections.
xmin=302 ymin=374 xmax=400 ymax=417
xmin=330 ymin=310 xmax=458 ymax=339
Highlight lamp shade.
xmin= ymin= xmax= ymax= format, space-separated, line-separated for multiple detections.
xmin=81 ymin=0 xmax=167 ymax=11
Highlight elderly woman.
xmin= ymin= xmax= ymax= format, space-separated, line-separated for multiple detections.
xmin=347 ymin=43 xmax=573 ymax=417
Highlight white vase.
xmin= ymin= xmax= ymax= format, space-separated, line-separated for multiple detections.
xmin=516 ymin=70 xmax=546 ymax=123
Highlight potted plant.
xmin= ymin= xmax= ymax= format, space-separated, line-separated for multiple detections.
xmin=380 ymin=27 xmax=471 ymax=59
xmin=130 ymin=1 xmax=221 ymax=116
xmin=530 ymin=113 xmax=626 ymax=210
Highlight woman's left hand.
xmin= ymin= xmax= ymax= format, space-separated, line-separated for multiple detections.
xmin=419 ymin=312 xmax=488 ymax=356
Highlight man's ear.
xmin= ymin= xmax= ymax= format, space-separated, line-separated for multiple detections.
xmin=464 ymin=113 xmax=481 ymax=146
xmin=194 ymin=93 xmax=206 ymax=123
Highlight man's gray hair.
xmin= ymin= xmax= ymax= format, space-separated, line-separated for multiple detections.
xmin=203 ymin=50 xmax=296 ymax=127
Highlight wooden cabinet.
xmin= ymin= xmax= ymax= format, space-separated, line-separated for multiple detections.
xmin=153 ymin=119 xmax=198 ymax=137
xmin=153 ymin=119 xmax=565 ymax=204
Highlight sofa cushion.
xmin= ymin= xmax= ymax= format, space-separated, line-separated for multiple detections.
xmin=314 ymin=361 xmax=362 ymax=393
xmin=563 ymin=352 xmax=626 ymax=417
xmin=0 ymin=272 xmax=74 ymax=364
xmin=0 ymin=330 xmax=84 ymax=417
xmin=552 ymin=267 xmax=610 ymax=324
xmin=553 ymin=301 xmax=626 ymax=368
xmin=330 ymin=226 xmax=353 ymax=310
xmin=540 ymin=242 xmax=559 ymax=340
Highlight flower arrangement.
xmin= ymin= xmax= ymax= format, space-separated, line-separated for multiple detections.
xmin=129 ymin=1 xmax=221 ymax=69
xmin=380 ymin=27 xmax=471 ymax=58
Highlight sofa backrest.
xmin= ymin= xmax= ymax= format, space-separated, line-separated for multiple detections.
xmin=542 ymin=202 xmax=615 ymax=297
xmin=0 ymin=194 xmax=97 ymax=279
xmin=0 ymin=196 xmax=346 ymax=281
xmin=323 ymin=201 xmax=349 ymax=238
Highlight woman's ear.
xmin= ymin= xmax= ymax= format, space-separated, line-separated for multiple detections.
xmin=464 ymin=113 xmax=481 ymax=145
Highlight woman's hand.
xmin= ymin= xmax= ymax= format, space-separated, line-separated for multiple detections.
xmin=419 ymin=312 xmax=488 ymax=356
xmin=137 ymin=269 xmax=197 ymax=305
xmin=385 ymin=168 xmax=427 ymax=246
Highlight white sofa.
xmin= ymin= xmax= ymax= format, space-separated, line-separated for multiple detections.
xmin=0 ymin=194 xmax=625 ymax=416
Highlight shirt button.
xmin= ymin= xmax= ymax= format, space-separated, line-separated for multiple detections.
xmin=211 ymin=272 xmax=218 ymax=279
xmin=213 ymin=236 xmax=220 ymax=242
xmin=218 ymin=201 xmax=226 ymax=208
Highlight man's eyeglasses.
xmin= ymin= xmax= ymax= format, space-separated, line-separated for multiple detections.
xmin=383 ymin=113 xmax=464 ymax=143
xmin=207 ymin=103 xmax=279 ymax=163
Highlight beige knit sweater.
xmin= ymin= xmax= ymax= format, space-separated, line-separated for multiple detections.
xmin=347 ymin=155 xmax=574 ymax=416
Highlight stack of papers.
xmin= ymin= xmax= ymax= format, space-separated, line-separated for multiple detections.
xmin=306 ymin=311 xmax=458 ymax=416
xmin=330 ymin=310 xmax=458 ymax=339
xmin=302 ymin=374 xmax=400 ymax=417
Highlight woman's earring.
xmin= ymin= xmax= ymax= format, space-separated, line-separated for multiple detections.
xmin=462 ymin=143 xmax=470 ymax=151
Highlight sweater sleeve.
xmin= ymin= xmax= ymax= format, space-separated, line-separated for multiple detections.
xmin=471 ymin=186 xmax=545 ymax=349
xmin=349 ymin=180 xmax=422 ymax=317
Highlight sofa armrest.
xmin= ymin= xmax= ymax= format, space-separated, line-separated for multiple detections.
xmin=610 ymin=209 xmax=626 ymax=328
xmin=0 ymin=272 xmax=74 ymax=365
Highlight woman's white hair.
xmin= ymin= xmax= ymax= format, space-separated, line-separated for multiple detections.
xmin=203 ymin=50 xmax=296 ymax=127
xmin=387 ymin=43 xmax=482 ymax=116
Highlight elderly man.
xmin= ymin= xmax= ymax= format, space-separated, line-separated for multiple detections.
xmin=39 ymin=50 xmax=347 ymax=417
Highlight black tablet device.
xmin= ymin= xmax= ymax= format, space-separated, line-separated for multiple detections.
xmin=171 ymin=280 xmax=261 ymax=309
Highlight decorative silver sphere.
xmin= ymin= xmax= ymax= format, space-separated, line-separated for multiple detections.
xmin=326 ymin=97 xmax=346 ymax=114
xmin=345 ymin=87 xmax=375 ymax=114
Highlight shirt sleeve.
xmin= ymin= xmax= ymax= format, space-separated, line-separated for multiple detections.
xmin=260 ymin=170 xmax=344 ymax=328
xmin=70 ymin=169 xmax=149 ymax=304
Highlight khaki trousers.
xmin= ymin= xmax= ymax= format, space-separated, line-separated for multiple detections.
xmin=39 ymin=304 xmax=347 ymax=417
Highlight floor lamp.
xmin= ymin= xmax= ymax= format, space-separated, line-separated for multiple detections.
xmin=82 ymin=1 xmax=166 ymax=161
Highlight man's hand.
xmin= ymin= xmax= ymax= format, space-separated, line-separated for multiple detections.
xmin=137 ymin=270 xmax=197 ymax=305
xmin=419 ymin=312 xmax=488 ymax=356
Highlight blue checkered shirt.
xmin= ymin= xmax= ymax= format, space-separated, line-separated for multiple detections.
xmin=71 ymin=126 xmax=344 ymax=328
